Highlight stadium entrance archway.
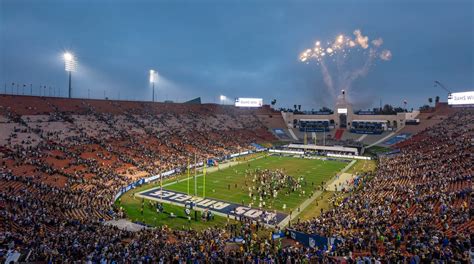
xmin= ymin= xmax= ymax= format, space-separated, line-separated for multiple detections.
xmin=339 ymin=114 xmax=347 ymax=128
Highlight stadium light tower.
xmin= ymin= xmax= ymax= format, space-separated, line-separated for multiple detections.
xmin=64 ymin=52 xmax=76 ymax=98
xmin=149 ymin=69 xmax=158 ymax=102
xmin=219 ymin=95 xmax=226 ymax=105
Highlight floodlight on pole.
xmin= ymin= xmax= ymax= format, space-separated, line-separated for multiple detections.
xmin=149 ymin=69 xmax=158 ymax=102
xmin=219 ymin=95 xmax=227 ymax=105
xmin=63 ymin=52 xmax=76 ymax=98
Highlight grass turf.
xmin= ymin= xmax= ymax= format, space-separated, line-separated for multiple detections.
xmin=346 ymin=159 xmax=377 ymax=174
xmin=164 ymin=155 xmax=347 ymax=213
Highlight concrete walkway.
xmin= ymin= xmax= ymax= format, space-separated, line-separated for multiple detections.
xmin=287 ymin=128 xmax=299 ymax=140
xmin=104 ymin=219 xmax=148 ymax=232
xmin=326 ymin=173 xmax=354 ymax=191
xmin=356 ymin=134 xmax=368 ymax=142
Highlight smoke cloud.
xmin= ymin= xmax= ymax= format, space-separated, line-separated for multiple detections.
xmin=380 ymin=50 xmax=392 ymax=61
xmin=300 ymin=29 xmax=392 ymax=103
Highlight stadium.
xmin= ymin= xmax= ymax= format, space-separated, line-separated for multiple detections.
xmin=1 ymin=1 xmax=473 ymax=263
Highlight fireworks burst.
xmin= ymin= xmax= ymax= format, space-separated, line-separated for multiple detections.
xmin=299 ymin=29 xmax=392 ymax=100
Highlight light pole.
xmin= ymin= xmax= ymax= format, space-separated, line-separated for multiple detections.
xmin=434 ymin=80 xmax=452 ymax=94
xmin=220 ymin=95 xmax=226 ymax=105
xmin=149 ymin=69 xmax=157 ymax=102
xmin=64 ymin=52 xmax=76 ymax=98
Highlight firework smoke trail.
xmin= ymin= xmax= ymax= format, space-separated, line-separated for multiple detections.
xmin=299 ymin=29 xmax=392 ymax=100
xmin=320 ymin=60 xmax=335 ymax=97
xmin=340 ymin=48 xmax=377 ymax=92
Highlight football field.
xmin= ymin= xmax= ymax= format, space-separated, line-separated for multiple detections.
xmin=163 ymin=155 xmax=347 ymax=213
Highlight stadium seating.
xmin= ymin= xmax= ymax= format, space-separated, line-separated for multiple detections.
xmin=0 ymin=94 xmax=472 ymax=263
xmin=299 ymin=120 xmax=330 ymax=132
xmin=350 ymin=121 xmax=384 ymax=134
xmin=293 ymin=109 xmax=473 ymax=261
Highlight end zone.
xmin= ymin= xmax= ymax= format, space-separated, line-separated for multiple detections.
xmin=136 ymin=188 xmax=288 ymax=226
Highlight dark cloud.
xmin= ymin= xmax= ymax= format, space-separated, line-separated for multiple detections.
xmin=1 ymin=0 xmax=472 ymax=109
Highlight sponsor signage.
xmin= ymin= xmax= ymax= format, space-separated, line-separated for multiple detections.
xmin=235 ymin=98 xmax=263 ymax=107
xmin=144 ymin=169 xmax=176 ymax=183
xmin=114 ymin=178 xmax=145 ymax=200
xmin=448 ymin=91 xmax=474 ymax=106
xmin=272 ymin=231 xmax=286 ymax=240
xmin=287 ymin=229 xmax=329 ymax=249
xmin=230 ymin=151 xmax=249 ymax=158
xmin=327 ymin=153 xmax=371 ymax=160
xmin=337 ymin=108 xmax=348 ymax=114
xmin=139 ymin=188 xmax=288 ymax=225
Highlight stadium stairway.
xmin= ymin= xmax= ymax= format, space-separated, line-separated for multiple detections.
xmin=334 ymin=129 xmax=344 ymax=140
xmin=356 ymin=134 xmax=368 ymax=142
xmin=287 ymin=128 xmax=299 ymax=141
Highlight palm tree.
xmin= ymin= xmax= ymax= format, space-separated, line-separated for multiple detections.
xmin=428 ymin=98 xmax=433 ymax=106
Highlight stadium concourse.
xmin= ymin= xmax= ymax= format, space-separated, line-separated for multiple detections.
xmin=0 ymin=95 xmax=473 ymax=263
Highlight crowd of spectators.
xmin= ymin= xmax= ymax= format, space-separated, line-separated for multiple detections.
xmin=0 ymin=96 xmax=280 ymax=262
xmin=293 ymin=109 xmax=473 ymax=262
xmin=0 ymin=95 xmax=472 ymax=262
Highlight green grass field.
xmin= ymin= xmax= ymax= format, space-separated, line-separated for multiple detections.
xmin=165 ymin=155 xmax=347 ymax=213
xmin=117 ymin=154 xmax=349 ymax=229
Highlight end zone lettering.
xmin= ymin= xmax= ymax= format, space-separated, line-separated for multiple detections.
xmin=140 ymin=188 xmax=287 ymax=225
